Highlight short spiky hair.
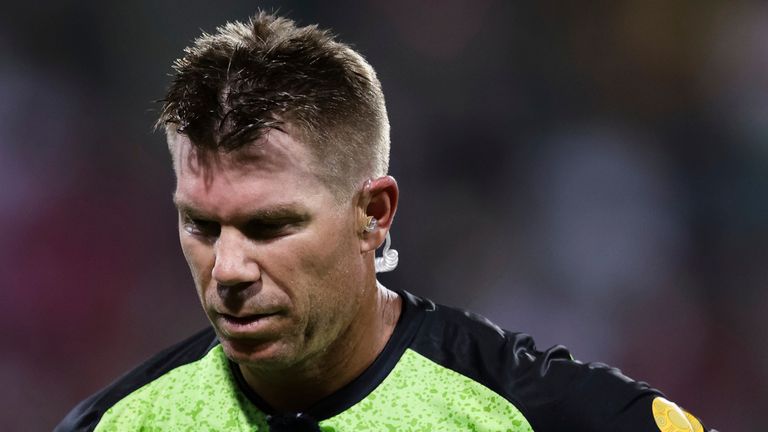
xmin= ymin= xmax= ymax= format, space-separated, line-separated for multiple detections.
xmin=158 ymin=12 xmax=390 ymax=199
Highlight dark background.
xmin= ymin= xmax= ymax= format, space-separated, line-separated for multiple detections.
xmin=2 ymin=1 xmax=765 ymax=430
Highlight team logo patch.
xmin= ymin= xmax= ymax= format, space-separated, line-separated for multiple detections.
xmin=652 ymin=397 xmax=704 ymax=432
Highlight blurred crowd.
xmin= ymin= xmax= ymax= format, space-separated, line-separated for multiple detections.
xmin=2 ymin=1 xmax=765 ymax=429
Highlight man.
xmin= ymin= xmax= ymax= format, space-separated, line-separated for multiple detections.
xmin=56 ymin=12 xmax=715 ymax=432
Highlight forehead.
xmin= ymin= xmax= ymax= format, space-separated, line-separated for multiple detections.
xmin=170 ymin=128 xmax=333 ymax=218
xmin=169 ymin=127 xmax=314 ymax=175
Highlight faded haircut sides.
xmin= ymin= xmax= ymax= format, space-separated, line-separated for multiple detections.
xmin=157 ymin=11 xmax=390 ymax=200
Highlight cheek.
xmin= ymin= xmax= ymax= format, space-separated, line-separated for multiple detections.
xmin=298 ymin=223 xmax=361 ymax=299
xmin=265 ymin=219 xmax=357 ymax=300
xmin=178 ymin=233 xmax=214 ymax=292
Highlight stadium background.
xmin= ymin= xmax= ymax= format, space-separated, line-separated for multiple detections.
xmin=2 ymin=1 xmax=765 ymax=430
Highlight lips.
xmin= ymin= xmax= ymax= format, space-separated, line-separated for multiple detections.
xmin=216 ymin=311 xmax=282 ymax=336
xmin=221 ymin=313 xmax=275 ymax=325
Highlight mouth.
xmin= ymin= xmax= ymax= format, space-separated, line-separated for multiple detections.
xmin=220 ymin=313 xmax=277 ymax=325
xmin=216 ymin=311 xmax=282 ymax=336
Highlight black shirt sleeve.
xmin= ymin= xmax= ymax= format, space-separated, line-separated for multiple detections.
xmin=407 ymin=298 xmax=716 ymax=432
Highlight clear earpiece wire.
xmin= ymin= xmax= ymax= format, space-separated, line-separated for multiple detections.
xmin=374 ymin=232 xmax=399 ymax=273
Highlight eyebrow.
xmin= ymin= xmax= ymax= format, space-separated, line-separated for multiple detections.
xmin=172 ymin=195 xmax=309 ymax=221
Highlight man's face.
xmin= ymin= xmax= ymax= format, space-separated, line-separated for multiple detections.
xmin=171 ymin=127 xmax=367 ymax=369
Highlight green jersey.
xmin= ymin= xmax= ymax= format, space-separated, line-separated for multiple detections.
xmin=56 ymin=291 xmax=713 ymax=431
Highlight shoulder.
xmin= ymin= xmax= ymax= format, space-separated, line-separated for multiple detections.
xmin=54 ymin=327 xmax=219 ymax=432
xmin=403 ymin=292 xmax=714 ymax=432
xmin=405 ymin=293 xmax=572 ymax=400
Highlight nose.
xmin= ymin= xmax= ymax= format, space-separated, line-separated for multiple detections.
xmin=211 ymin=227 xmax=260 ymax=287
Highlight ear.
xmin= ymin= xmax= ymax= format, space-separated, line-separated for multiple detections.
xmin=358 ymin=176 xmax=399 ymax=253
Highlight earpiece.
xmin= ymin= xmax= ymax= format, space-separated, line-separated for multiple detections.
xmin=359 ymin=182 xmax=398 ymax=272
xmin=363 ymin=216 xmax=377 ymax=233
xmin=374 ymin=232 xmax=399 ymax=273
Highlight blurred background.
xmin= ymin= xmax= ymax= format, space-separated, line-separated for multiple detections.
xmin=2 ymin=0 xmax=765 ymax=429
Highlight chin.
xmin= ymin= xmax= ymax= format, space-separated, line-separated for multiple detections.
xmin=220 ymin=336 xmax=296 ymax=368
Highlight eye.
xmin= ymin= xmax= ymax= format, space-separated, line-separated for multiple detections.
xmin=243 ymin=220 xmax=294 ymax=240
xmin=182 ymin=215 xmax=221 ymax=238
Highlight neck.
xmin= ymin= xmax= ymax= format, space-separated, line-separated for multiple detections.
xmin=238 ymin=282 xmax=402 ymax=413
